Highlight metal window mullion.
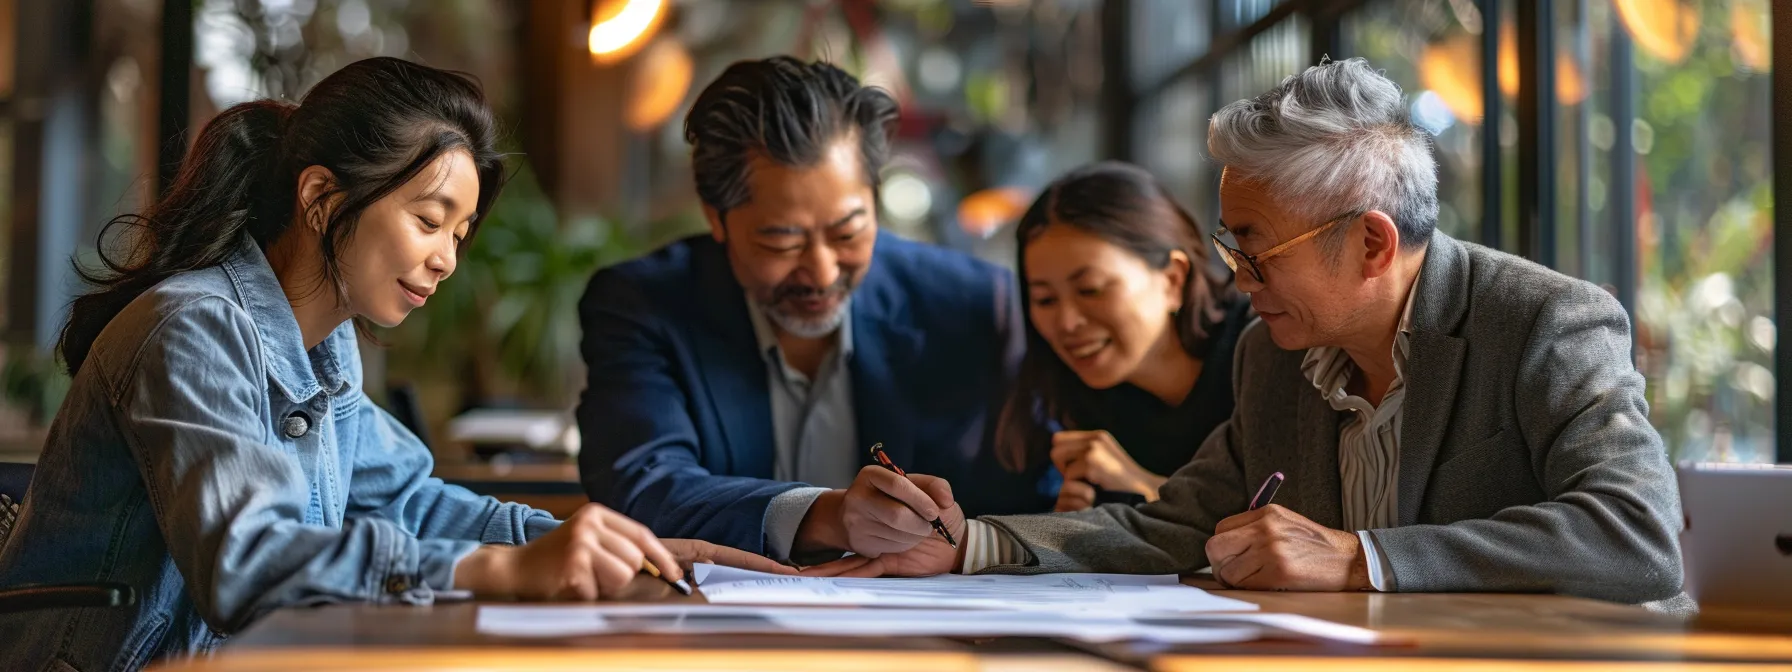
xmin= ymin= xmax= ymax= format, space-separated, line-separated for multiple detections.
xmin=1480 ymin=0 xmax=1503 ymax=250
xmin=1573 ymin=0 xmax=1592 ymax=279
xmin=156 ymin=0 xmax=194 ymax=198
xmin=1611 ymin=12 xmax=1638 ymax=356
xmin=1772 ymin=0 xmax=1792 ymax=463
xmin=1516 ymin=0 xmax=1557 ymax=267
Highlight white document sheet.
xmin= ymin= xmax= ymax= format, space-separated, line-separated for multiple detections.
xmin=690 ymin=564 xmax=1260 ymax=613
xmin=476 ymin=604 xmax=1261 ymax=644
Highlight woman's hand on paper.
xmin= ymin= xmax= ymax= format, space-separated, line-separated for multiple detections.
xmin=453 ymin=503 xmax=680 ymax=601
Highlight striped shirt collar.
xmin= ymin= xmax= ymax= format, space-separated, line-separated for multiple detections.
xmin=1300 ymin=276 xmax=1422 ymax=407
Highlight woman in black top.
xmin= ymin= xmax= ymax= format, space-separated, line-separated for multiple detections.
xmin=995 ymin=162 xmax=1253 ymax=511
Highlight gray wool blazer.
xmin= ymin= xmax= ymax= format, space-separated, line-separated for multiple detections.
xmin=978 ymin=232 xmax=1684 ymax=604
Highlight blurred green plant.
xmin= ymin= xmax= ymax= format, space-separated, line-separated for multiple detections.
xmin=1342 ymin=0 xmax=1774 ymax=462
xmin=1630 ymin=0 xmax=1775 ymax=463
xmin=0 ymin=344 xmax=70 ymax=425
xmin=383 ymin=161 xmax=704 ymax=407
xmin=1634 ymin=195 xmax=1774 ymax=463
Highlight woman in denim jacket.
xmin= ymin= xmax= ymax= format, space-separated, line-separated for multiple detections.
xmin=0 ymin=57 xmax=786 ymax=671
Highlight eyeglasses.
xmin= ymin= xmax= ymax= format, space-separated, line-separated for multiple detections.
xmin=1210 ymin=210 xmax=1363 ymax=283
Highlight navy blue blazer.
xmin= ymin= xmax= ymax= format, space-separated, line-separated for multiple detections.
xmin=576 ymin=232 xmax=1045 ymax=553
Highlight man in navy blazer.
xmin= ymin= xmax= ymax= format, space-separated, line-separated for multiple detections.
xmin=577 ymin=57 xmax=1041 ymax=562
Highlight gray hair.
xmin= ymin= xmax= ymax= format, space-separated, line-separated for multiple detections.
xmin=1207 ymin=58 xmax=1438 ymax=252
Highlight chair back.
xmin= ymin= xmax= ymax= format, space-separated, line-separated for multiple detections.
xmin=0 ymin=462 xmax=28 ymax=544
xmin=0 ymin=462 xmax=31 ymax=503
xmin=0 ymin=461 xmax=141 ymax=615
xmin=387 ymin=383 xmax=432 ymax=449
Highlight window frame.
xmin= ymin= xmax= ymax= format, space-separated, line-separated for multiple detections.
xmin=1119 ymin=0 xmax=1789 ymax=463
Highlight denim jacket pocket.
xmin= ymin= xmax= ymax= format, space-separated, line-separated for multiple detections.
xmin=113 ymin=610 xmax=169 ymax=672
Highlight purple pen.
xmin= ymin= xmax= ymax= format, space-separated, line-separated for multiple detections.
xmin=1248 ymin=471 xmax=1285 ymax=510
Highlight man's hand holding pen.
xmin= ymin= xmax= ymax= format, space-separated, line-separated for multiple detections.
xmin=791 ymin=462 xmax=966 ymax=577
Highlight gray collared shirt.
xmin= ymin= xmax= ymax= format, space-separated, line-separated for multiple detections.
xmin=746 ymin=297 xmax=860 ymax=561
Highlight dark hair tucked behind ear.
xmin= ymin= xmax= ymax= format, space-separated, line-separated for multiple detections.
xmin=59 ymin=56 xmax=504 ymax=375
xmin=993 ymin=161 xmax=1236 ymax=473
xmin=683 ymin=56 xmax=898 ymax=221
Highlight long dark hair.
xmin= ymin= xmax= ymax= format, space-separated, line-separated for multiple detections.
xmin=59 ymin=57 xmax=505 ymax=375
xmin=994 ymin=161 xmax=1235 ymax=472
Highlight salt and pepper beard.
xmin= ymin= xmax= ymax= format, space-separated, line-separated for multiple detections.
xmin=761 ymin=276 xmax=855 ymax=339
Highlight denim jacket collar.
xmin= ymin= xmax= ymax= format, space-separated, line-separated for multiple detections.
xmin=217 ymin=236 xmax=352 ymax=403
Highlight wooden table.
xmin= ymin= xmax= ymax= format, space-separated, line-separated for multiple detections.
xmin=1141 ymin=580 xmax=1792 ymax=670
xmin=154 ymin=577 xmax=1792 ymax=671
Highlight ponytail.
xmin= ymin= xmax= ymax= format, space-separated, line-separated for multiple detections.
xmin=59 ymin=100 xmax=294 ymax=374
xmin=57 ymin=57 xmax=504 ymax=376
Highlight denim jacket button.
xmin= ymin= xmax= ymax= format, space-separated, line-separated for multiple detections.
xmin=385 ymin=576 xmax=411 ymax=594
xmin=282 ymin=412 xmax=311 ymax=439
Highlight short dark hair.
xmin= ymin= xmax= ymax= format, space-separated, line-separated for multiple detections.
xmin=683 ymin=56 xmax=899 ymax=221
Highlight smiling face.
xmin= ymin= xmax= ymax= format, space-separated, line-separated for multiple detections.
xmin=333 ymin=149 xmax=478 ymax=328
xmin=1217 ymin=168 xmax=1370 ymax=351
xmin=706 ymin=136 xmax=877 ymax=339
xmin=1024 ymin=223 xmax=1187 ymax=390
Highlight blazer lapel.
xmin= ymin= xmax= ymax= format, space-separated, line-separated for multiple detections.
xmin=691 ymin=241 xmax=776 ymax=478
xmin=848 ymin=260 xmax=926 ymax=471
xmin=1294 ymin=385 xmax=1345 ymax=529
xmin=1396 ymin=233 xmax=1472 ymax=526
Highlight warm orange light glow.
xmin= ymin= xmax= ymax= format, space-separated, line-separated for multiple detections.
xmin=624 ymin=39 xmax=693 ymax=132
xmin=1730 ymin=0 xmax=1770 ymax=72
xmin=958 ymin=187 xmax=1032 ymax=238
xmin=588 ymin=0 xmax=665 ymax=63
xmin=1420 ymin=28 xmax=1586 ymax=125
xmin=1498 ymin=26 xmax=1517 ymax=99
xmin=1556 ymin=58 xmax=1586 ymax=106
xmin=1614 ymin=0 xmax=1700 ymax=64
xmin=1420 ymin=37 xmax=1483 ymax=121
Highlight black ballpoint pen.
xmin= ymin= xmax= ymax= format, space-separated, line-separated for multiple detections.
xmin=867 ymin=443 xmax=959 ymax=548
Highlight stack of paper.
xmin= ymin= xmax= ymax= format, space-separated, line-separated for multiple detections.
xmin=476 ymin=604 xmax=1266 ymax=644
xmin=446 ymin=409 xmax=577 ymax=453
xmin=691 ymin=564 xmax=1259 ymax=613
xmin=473 ymin=564 xmax=1382 ymax=646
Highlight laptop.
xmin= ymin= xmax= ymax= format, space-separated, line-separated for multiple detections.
xmin=1676 ymin=462 xmax=1792 ymax=613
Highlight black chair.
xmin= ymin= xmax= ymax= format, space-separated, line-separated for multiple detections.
xmin=0 ymin=462 xmax=135 ymax=614
xmin=386 ymin=383 xmax=432 ymax=450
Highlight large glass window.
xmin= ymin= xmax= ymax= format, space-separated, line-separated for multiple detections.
xmin=1219 ymin=0 xmax=1282 ymax=32
xmin=1594 ymin=0 xmax=1774 ymax=462
xmin=1342 ymin=0 xmax=1487 ymax=243
xmin=1135 ymin=13 xmax=1306 ymax=230
xmin=1129 ymin=0 xmax=1211 ymax=91
xmin=1137 ymin=75 xmax=1212 ymax=215
xmin=1339 ymin=0 xmax=1773 ymax=463
xmin=1149 ymin=0 xmax=1777 ymax=463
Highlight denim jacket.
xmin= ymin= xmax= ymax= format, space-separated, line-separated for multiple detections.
xmin=0 ymin=238 xmax=558 ymax=671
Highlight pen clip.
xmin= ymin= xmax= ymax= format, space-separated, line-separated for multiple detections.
xmin=869 ymin=443 xmax=905 ymax=476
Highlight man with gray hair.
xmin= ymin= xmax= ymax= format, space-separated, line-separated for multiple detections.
xmin=816 ymin=58 xmax=1684 ymax=604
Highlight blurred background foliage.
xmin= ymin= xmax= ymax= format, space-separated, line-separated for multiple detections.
xmin=380 ymin=162 xmax=705 ymax=412
xmin=0 ymin=0 xmax=1779 ymax=466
